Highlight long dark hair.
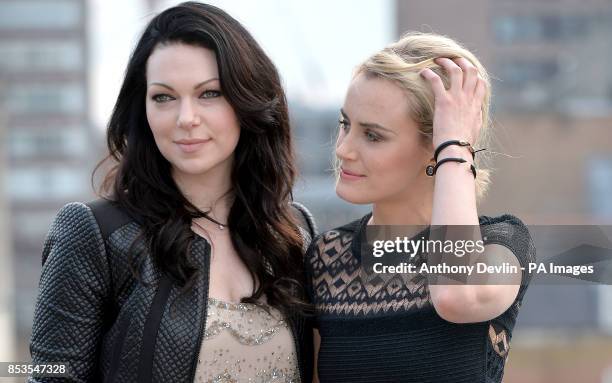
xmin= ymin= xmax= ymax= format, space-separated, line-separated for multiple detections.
xmin=94 ymin=2 xmax=307 ymax=313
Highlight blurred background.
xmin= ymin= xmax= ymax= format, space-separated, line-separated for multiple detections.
xmin=1 ymin=0 xmax=612 ymax=382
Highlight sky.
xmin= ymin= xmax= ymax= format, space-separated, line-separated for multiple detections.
xmin=89 ymin=0 xmax=394 ymax=129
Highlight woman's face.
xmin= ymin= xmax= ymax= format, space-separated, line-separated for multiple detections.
xmin=145 ymin=43 xmax=240 ymax=181
xmin=335 ymin=72 xmax=432 ymax=204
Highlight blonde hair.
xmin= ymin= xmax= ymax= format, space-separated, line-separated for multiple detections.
xmin=356 ymin=32 xmax=492 ymax=200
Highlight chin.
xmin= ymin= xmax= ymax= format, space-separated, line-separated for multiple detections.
xmin=172 ymin=160 xmax=216 ymax=177
xmin=335 ymin=183 xmax=373 ymax=205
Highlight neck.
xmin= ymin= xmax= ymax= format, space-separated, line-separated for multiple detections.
xmin=371 ymin=179 xmax=433 ymax=226
xmin=172 ymin=164 xmax=233 ymax=221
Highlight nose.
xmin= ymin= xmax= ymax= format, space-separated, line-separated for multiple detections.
xmin=177 ymin=100 xmax=201 ymax=129
xmin=335 ymin=130 xmax=358 ymax=161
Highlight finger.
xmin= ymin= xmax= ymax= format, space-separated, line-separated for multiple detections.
xmin=474 ymin=76 xmax=487 ymax=104
xmin=453 ymin=57 xmax=478 ymax=92
xmin=434 ymin=57 xmax=463 ymax=93
xmin=420 ymin=68 xmax=447 ymax=98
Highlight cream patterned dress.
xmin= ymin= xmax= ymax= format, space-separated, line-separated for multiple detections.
xmin=194 ymin=297 xmax=300 ymax=383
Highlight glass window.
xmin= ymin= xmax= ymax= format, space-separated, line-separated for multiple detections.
xmin=5 ymin=167 xmax=88 ymax=201
xmin=494 ymin=16 xmax=542 ymax=44
xmin=0 ymin=40 xmax=82 ymax=72
xmin=9 ymin=127 xmax=88 ymax=158
xmin=497 ymin=59 xmax=559 ymax=88
xmin=0 ymin=0 xmax=81 ymax=29
xmin=6 ymin=83 xmax=85 ymax=114
xmin=587 ymin=156 xmax=612 ymax=218
xmin=494 ymin=14 xmax=592 ymax=44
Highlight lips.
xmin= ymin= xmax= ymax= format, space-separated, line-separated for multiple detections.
xmin=175 ymin=138 xmax=210 ymax=145
xmin=175 ymin=138 xmax=211 ymax=153
xmin=340 ymin=167 xmax=365 ymax=180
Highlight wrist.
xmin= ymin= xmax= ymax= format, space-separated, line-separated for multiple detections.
xmin=433 ymin=136 xmax=472 ymax=149
xmin=432 ymin=157 xmax=477 ymax=178
xmin=436 ymin=145 xmax=474 ymax=162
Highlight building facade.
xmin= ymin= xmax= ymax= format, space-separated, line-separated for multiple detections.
xmin=0 ymin=0 xmax=94 ymax=357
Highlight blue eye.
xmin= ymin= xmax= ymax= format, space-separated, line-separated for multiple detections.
xmin=201 ymin=90 xmax=222 ymax=98
xmin=152 ymin=94 xmax=174 ymax=103
xmin=365 ymin=131 xmax=381 ymax=142
xmin=338 ymin=118 xmax=349 ymax=131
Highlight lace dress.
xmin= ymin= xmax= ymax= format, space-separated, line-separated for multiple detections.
xmin=306 ymin=213 xmax=536 ymax=383
xmin=194 ymin=297 xmax=300 ymax=383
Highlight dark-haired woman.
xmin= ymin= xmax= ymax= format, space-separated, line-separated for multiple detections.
xmin=29 ymin=2 xmax=315 ymax=382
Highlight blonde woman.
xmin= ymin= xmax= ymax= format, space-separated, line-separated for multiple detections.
xmin=306 ymin=32 xmax=535 ymax=382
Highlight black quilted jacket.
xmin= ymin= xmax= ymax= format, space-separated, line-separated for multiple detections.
xmin=29 ymin=199 xmax=316 ymax=382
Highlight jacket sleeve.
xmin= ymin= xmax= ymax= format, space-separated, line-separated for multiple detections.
xmin=290 ymin=201 xmax=318 ymax=250
xmin=29 ymin=202 xmax=111 ymax=382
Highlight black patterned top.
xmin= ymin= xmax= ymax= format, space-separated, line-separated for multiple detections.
xmin=306 ymin=213 xmax=535 ymax=383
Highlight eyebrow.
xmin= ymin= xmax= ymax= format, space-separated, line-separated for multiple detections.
xmin=148 ymin=77 xmax=219 ymax=91
xmin=340 ymin=108 xmax=396 ymax=134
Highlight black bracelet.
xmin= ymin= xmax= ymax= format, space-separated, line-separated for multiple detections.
xmin=432 ymin=157 xmax=477 ymax=178
xmin=434 ymin=140 xmax=475 ymax=162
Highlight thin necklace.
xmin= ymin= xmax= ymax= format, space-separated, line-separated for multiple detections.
xmin=193 ymin=213 xmax=226 ymax=231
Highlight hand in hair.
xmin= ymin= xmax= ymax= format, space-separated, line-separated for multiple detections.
xmin=420 ymin=57 xmax=486 ymax=149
